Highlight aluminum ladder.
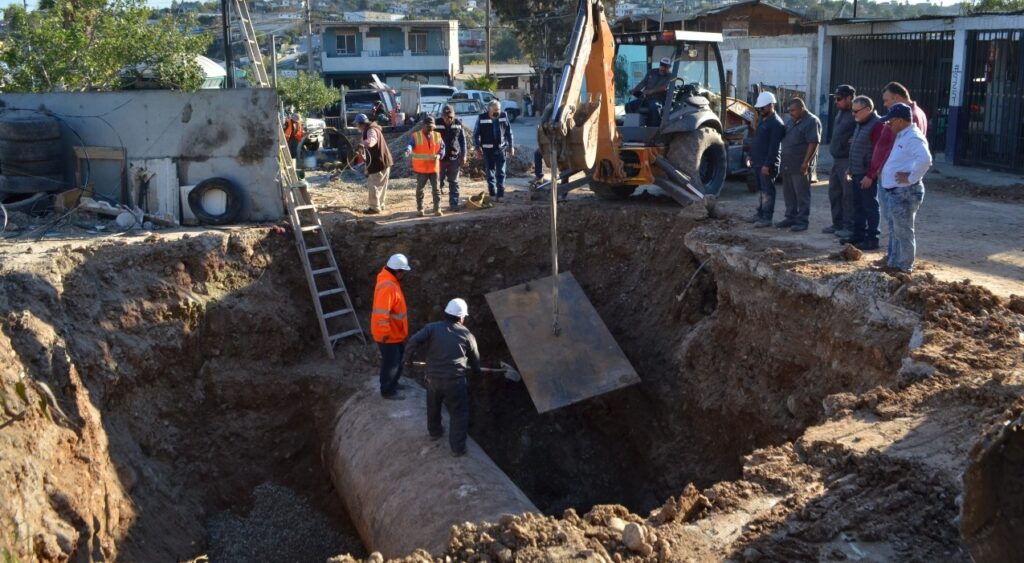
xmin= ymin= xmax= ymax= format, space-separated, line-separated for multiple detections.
xmin=232 ymin=0 xmax=366 ymax=357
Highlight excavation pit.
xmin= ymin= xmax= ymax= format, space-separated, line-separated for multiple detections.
xmin=3 ymin=201 xmax=1013 ymax=562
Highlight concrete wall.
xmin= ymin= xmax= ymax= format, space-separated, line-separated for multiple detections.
xmin=0 ymin=89 xmax=283 ymax=221
xmin=721 ymin=34 xmax=818 ymax=110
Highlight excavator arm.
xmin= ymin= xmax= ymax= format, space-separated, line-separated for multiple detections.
xmin=538 ymin=0 xmax=623 ymax=183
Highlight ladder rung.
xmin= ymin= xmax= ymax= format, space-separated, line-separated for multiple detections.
xmin=311 ymin=267 xmax=337 ymax=275
xmin=318 ymin=287 xmax=346 ymax=297
xmin=300 ymin=225 xmax=321 ymax=232
xmin=306 ymin=246 xmax=330 ymax=254
xmin=323 ymin=308 xmax=353 ymax=320
xmin=329 ymin=328 xmax=363 ymax=342
xmin=295 ymin=205 xmax=315 ymax=211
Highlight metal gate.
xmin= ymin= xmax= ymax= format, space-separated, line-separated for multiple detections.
xmin=831 ymin=32 xmax=954 ymax=151
xmin=959 ymin=30 xmax=1024 ymax=171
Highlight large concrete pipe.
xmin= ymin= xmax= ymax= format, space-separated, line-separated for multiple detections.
xmin=328 ymin=379 xmax=538 ymax=557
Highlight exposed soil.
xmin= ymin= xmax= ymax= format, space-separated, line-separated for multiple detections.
xmin=1 ymin=179 xmax=1022 ymax=562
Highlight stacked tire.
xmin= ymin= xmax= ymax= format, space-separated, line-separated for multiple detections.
xmin=0 ymin=113 xmax=66 ymax=214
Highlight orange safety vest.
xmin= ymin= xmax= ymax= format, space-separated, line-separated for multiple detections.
xmin=411 ymin=130 xmax=441 ymax=174
xmin=284 ymin=118 xmax=304 ymax=141
xmin=370 ymin=268 xmax=408 ymax=343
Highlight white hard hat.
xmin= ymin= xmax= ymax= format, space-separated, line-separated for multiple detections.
xmin=444 ymin=298 xmax=469 ymax=318
xmin=754 ymin=91 xmax=777 ymax=109
xmin=386 ymin=253 xmax=411 ymax=271
xmin=659 ymin=57 xmax=673 ymax=67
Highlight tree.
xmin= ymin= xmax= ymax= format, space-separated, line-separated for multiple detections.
xmin=964 ymin=0 xmax=1024 ymax=12
xmin=464 ymin=74 xmax=498 ymax=92
xmin=0 ymin=0 xmax=211 ymax=93
xmin=277 ymin=72 xmax=341 ymax=114
xmin=492 ymin=31 xmax=522 ymax=62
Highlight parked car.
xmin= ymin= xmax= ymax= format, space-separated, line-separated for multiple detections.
xmin=451 ymin=90 xmax=521 ymax=122
xmin=419 ymin=85 xmax=458 ymax=106
xmin=326 ymin=87 xmax=399 ymax=127
xmin=430 ymin=98 xmax=485 ymax=130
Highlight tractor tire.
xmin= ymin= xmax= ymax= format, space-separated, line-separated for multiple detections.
xmin=589 ymin=181 xmax=635 ymax=200
xmin=0 ymin=114 xmax=61 ymax=141
xmin=666 ymin=127 xmax=727 ymax=197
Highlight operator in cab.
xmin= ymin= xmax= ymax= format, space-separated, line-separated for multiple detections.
xmin=625 ymin=57 xmax=674 ymax=126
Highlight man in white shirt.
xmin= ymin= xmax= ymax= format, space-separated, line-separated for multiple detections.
xmin=878 ymin=103 xmax=932 ymax=273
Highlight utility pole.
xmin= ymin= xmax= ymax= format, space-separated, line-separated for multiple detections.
xmin=221 ymin=0 xmax=235 ymax=88
xmin=853 ymin=0 xmax=859 ymax=18
xmin=485 ymin=0 xmax=491 ymax=76
xmin=305 ymin=0 xmax=313 ymax=72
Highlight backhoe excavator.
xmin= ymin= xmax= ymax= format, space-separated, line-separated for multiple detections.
xmin=537 ymin=0 xmax=742 ymax=209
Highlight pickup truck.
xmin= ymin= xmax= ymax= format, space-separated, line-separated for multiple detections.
xmin=451 ymin=91 xmax=521 ymax=122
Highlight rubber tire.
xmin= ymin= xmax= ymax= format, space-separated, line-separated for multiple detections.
xmin=0 ymin=192 xmax=50 ymax=214
xmin=665 ymin=127 xmax=727 ymax=196
xmin=0 ymin=114 xmax=61 ymax=142
xmin=187 ymin=177 xmax=245 ymax=225
xmin=0 ymin=138 xmax=63 ymax=162
xmin=0 ymin=174 xmax=65 ymax=194
xmin=1 ymin=159 xmax=62 ymax=177
xmin=590 ymin=181 xmax=636 ymax=200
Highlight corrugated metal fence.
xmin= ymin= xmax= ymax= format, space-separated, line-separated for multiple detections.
xmin=830 ymin=32 xmax=954 ymax=152
xmin=959 ymin=30 xmax=1024 ymax=172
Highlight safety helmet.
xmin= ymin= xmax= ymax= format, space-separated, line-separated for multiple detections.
xmin=353 ymin=113 xmax=369 ymax=125
xmin=444 ymin=298 xmax=469 ymax=318
xmin=754 ymin=92 xmax=777 ymax=109
xmin=386 ymin=253 xmax=411 ymax=271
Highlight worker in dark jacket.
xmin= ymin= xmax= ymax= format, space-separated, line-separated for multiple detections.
xmin=436 ymin=105 xmax=468 ymax=211
xmin=825 ymin=84 xmax=858 ymax=238
xmin=748 ymin=91 xmax=786 ymax=228
xmin=405 ymin=298 xmax=481 ymax=457
xmin=472 ymin=100 xmax=514 ymax=201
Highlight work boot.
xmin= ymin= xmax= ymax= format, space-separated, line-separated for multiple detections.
xmin=855 ymin=239 xmax=880 ymax=251
xmin=834 ymin=229 xmax=853 ymax=239
xmin=382 ymin=393 xmax=405 ymax=401
xmin=417 ymin=209 xmax=426 ymax=217
xmin=789 ymin=224 xmax=808 ymax=232
xmin=754 ymin=219 xmax=773 ymax=228
xmin=775 ymin=218 xmax=796 ymax=228
xmin=839 ymin=236 xmax=863 ymax=245
xmin=433 ymin=208 xmax=444 ymax=217
xmin=822 ymin=225 xmax=838 ymax=234
xmin=744 ymin=214 xmax=761 ymax=223
xmin=429 ymin=429 xmax=444 ymax=441
xmin=451 ymin=449 xmax=466 ymax=458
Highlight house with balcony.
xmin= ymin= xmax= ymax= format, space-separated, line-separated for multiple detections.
xmin=321 ymin=20 xmax=460 ymax=88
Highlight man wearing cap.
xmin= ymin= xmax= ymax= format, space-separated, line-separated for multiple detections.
xmin=372 ymin=253 xmax=413 ymax=400
xmin=748 ymin=91 xmax=786 ymax=228
xmin=877 ymin=103 xmax=932 ymax=273
xmin=404 ymin=116 xmax=446 ymax=217
xmin=473 ymin=100 xmax=515 ymax=202
xmin=436 ymin=105 xmax=468 ymax=211
xmin=862 ymin=82 xmax=929 ymax=196
xmin=777 ymin=98 xmax=821 ymax=232
xmin=826 ymin=85 xmax=858 ymax=238
xmin=355 ymin=113 xmax=394 ymax=215
xmin=405 ymin=298 xmax=481 ymax=457
xmin=626 ymin=57 xmax=674 ymax=127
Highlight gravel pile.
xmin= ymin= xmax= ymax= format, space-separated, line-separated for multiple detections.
xmin=207 ymin=482 xmax=363 ymax=562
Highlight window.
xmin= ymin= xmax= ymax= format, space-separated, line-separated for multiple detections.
xmin=421 ymin=86 xmax=455 ymax=98
xmin=337 ymin=32 xmax=356 ymax=55
xmin=409 ymin=32 xmax=428 ymax=54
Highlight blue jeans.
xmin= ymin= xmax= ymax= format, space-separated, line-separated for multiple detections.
xmin=439 ymin=159 xmax=462 ymax=208
xmin=533 ymin=148 xmax=543 ymax=179
xmin=427 ymin=376 xmax=469 ymax=454
xmin=755 ymin=168 xmax=778 ymax=220
xmin=625 ymin=97 xmax=665 ymax=126
xmin=851 ymin=174 xmax=880 ymax=242
xmin=377 ymin=341 xmax=405 ymax=396
xmin=483 ymin=149 xmax=507 ymax=197
xmin=879 ymin=182 xmax=925 ymax=271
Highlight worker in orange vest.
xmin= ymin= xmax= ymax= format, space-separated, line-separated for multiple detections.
xmin=404 ymin=116 xmax=446 ymax=217
xmin=283 ymin=110 xmax=304 ymax=158
xmin=371 ymin=253 xmax=412 ymax=400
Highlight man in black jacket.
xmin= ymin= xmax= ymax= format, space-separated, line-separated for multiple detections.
xmin=405 ymin=298 xmax=481 ymax=457
xmin=436 ymin=105 xmax=468 ymax=211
